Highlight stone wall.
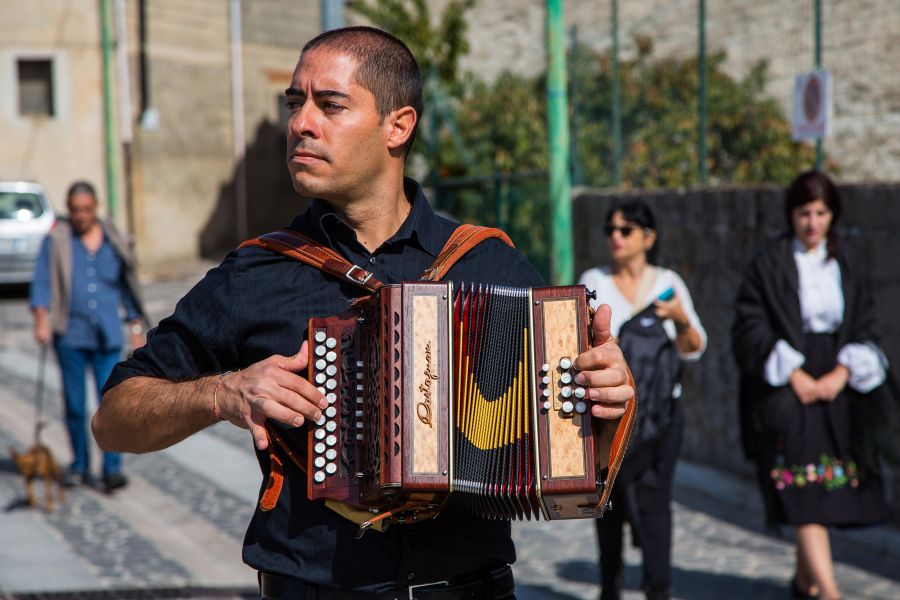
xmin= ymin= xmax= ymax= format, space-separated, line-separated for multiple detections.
xmin=456 ymin=0 xmax=900 ymax=183
xmin=573 ymin=183 xmax=900 ymax=521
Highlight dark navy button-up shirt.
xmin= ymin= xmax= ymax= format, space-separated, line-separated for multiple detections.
xmin=31 ymin=234 xmax=141 ymax=351
xmin=105 ymin=179 xmax=544 ymax=591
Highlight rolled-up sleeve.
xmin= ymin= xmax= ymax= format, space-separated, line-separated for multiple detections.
xmin=837 ymin=342 xmax=888 ymax=393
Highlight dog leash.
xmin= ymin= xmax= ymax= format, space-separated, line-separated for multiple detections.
xmin=33 ymin=344 xmax=48 ymax=445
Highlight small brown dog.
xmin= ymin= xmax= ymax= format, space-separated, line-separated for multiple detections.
xmin=10 ymin=443 xmax=64 ymax=512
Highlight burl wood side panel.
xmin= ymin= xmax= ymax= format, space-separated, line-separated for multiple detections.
xmin=541 ymin=297 xmax=587 ymax=479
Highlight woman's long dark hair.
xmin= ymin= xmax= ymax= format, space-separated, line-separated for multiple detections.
xmin=605 ymin=199 xmax=659 ymax=264
xmin=784 ymin=170 xmax=842 ymax=258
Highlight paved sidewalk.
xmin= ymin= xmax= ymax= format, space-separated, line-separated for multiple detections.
xmin=1 ymin=269 xmax=898 ymax=599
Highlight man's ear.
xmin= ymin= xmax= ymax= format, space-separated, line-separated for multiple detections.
xmin=385 ymin=106 xmax=417 ymax=151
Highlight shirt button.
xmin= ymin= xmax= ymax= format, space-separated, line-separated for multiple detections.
xmin=87 ymin=283 xmax=97 ymax=293
xmin=87 ymin=299 xmax=98 ymax=309
xmin=87 ymin=268 xmax=96 ymax=277
xmin=369 ymin=256 xmax=377 ymax=264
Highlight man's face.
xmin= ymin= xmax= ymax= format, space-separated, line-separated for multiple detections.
xmin=67 ymin=193 xmax=98 ymax=235
xmin=284 ymin=48 xmax=389 ymax=202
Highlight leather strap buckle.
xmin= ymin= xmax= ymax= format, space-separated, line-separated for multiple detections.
xmin=407 ymin=580 xmax=449 ymax=600
xmin=346 ymin=264 xmax=374 ymax=285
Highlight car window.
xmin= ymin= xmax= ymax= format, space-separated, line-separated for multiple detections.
xmin=0 ymin=192 xmax=46 ymax=220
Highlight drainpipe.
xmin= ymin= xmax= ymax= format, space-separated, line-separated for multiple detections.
xmin=230 ymin=0 xmax=247 ymax=242
xmin=99 ymin=0 xmax=120 ymax=221
xmin=114 ymin=0 xmax=135 ymax=233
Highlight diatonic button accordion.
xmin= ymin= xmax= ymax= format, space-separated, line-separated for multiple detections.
xmin=306 ymin=281 xmax=634 ymax=523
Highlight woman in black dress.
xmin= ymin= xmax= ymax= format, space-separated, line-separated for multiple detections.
xmin=732 ymin=171 xmax=890 ymax=600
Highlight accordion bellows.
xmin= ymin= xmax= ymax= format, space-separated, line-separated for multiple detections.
xmin=307 ymin=282 xmax=633 ymax=525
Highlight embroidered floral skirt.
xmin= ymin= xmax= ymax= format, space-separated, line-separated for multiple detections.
xmin=761 ymin=333 xmax=886 ymax=527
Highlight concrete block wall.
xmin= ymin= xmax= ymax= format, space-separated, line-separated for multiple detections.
xmin=573 ymin=183 xmax=900 ymax=522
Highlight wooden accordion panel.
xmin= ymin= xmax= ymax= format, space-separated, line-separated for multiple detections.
xmin=307 ymin=282 xmax=625 ymax=521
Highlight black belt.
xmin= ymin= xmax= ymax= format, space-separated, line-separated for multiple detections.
xmin=259 ymin=565 xmax=515 ymax=600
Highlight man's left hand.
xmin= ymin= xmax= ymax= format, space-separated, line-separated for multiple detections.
xmin=573 ymin=304 xmax=634 ymax=420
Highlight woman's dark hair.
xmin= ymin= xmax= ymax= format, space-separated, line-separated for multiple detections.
xmin=784 ymin=170 xmax=842 ymax=257
xmin=605 ymin=199 xmax=659 ymax=264
xmin=66 ymin=181 xmax=97 ymax=203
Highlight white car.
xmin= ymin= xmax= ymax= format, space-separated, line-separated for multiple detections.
xmin=0 ymin=182 xmax=56 ymax=285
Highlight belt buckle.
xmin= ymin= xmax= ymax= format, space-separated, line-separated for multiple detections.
xmin=345 ymin=264 xmax=373 ymax=285
xmin=407 ymin=579 xmax=449 ymax=600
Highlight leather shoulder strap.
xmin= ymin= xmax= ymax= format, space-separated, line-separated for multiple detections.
xmin=420 ymin=224 xmax=515 ymax=282
xmin=240 ymin=229 xmax=383 ymax=293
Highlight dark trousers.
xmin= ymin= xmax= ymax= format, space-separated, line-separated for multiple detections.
xmin=53 ymin=340 xmax=122 ymax=476
xmin=596 ymin=406 xmax=684 ymax=600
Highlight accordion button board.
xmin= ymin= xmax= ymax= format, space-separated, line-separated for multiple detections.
xmin=306 ymin=282 xmax=625 ymax=522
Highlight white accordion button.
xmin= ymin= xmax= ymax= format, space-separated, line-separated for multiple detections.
xmin=315 ymin=345 xmax=326 ymax=357
xmin=326 ymin=365 xmax=338 ymax=377
xmin=559 ymin=357 xmax=572 ymax=370
xmin=574 ymin=387 xmax=586 ymax=399
xmin=314 ymin=442 xmax=326 ymax=454
xmin=315 ymin=359 xmax=327 ymax=371
xmin=325 ymin=421 xmax=337 ymax=433
xmin=314 ymin=429 xmax=326 ymax=440
xmin=542 ymin=389 xmax=551 ymax=398
xmin=562 ymin=400 xmax=575 ymax=413
xmin=540 ymin=363 xmax=550 ymax=373
xmin=326 ymin=449 xmax=337 ymax=460
xmin=541 ymin=375 xmax=551 ymax=385
xmin=560 ymin=386 xmax=573 ymax=398
xmin=314 ymin=456 xmax=326 ymax=468
xmin=317 ymin=386 xmax=326 ymax=395
xmin=325 ymin=337 xmax=337 ymax=349
xmin=314 ymin=331 xmax=327 ymax=343
xmin=325 ymin=379 xmax=337 ymax=391
xmin=326 ymin=351 xmax=337 ymax=363
xmin=314 ymin=471 xmax=326 ymax=483
xmin=542 ymin=400 xmax=552 ymax=411
xmin=325 ymin=434 xmax=337 ymax=447
xmin=325 ymin=462 xmax=337 ymax=475
xmin=315 ymin=373 xmax=326 ymax=385
xmin=560 ymin=372 xmax=573 ymax=384
xmin=325 ymin=406 xmax=337 ymax=418
xmin=326 ymin=392 xmax=337 ymax=404
xmin=575 ymin=401 xmax=588 ymax=414
xmin=315 ymin=415 xmax=326 ymax=426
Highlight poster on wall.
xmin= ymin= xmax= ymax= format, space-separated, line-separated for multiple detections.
xmin=792 ymin=69 xmax=832 ymax=141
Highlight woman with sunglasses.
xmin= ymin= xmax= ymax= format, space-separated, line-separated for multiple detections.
xmin=578 ymin=199 xmax=706 ymax=600
xmin=732 ymin=171 xmax=890 ymax=600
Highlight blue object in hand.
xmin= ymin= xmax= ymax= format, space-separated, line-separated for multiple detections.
xmin=657 ymin=287 xmax=675 ymax=302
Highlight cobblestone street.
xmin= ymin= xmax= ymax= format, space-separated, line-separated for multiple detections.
xmin=1 ymin=271 xmax=898 ymax=599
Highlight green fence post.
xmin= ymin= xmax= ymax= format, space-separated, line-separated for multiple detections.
xmin=698 ymin=0 xmax=708 ymax=183
xmin=814 ymin=0 xmax=824 ymax=171
xmin=546 ymin=0 xmax=573 ymax=285
xmin=611 ymin=0 xmax=622 ymax=188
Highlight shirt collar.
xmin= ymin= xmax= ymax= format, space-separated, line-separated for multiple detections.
xmin=791 ymin=236 xmax=827 ymax=261
xmin=302 ymin=178 xmax=445 ymax=257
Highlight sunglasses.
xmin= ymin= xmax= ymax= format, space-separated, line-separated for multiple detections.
xmin=604 ymin=225 xmax=638 ymax=238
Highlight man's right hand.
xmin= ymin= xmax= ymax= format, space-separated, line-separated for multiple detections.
xmin=216 ymin=340 xmax=327 ymax=450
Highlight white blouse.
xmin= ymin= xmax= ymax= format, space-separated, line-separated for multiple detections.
xmin=577 ymin=265 xmax=707 ymax=362
xmin=763 ymin=238 xmax=888 ymax=392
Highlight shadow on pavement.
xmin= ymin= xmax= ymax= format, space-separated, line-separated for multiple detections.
xmin=515 ymin=584 xmax=584 ymax=600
